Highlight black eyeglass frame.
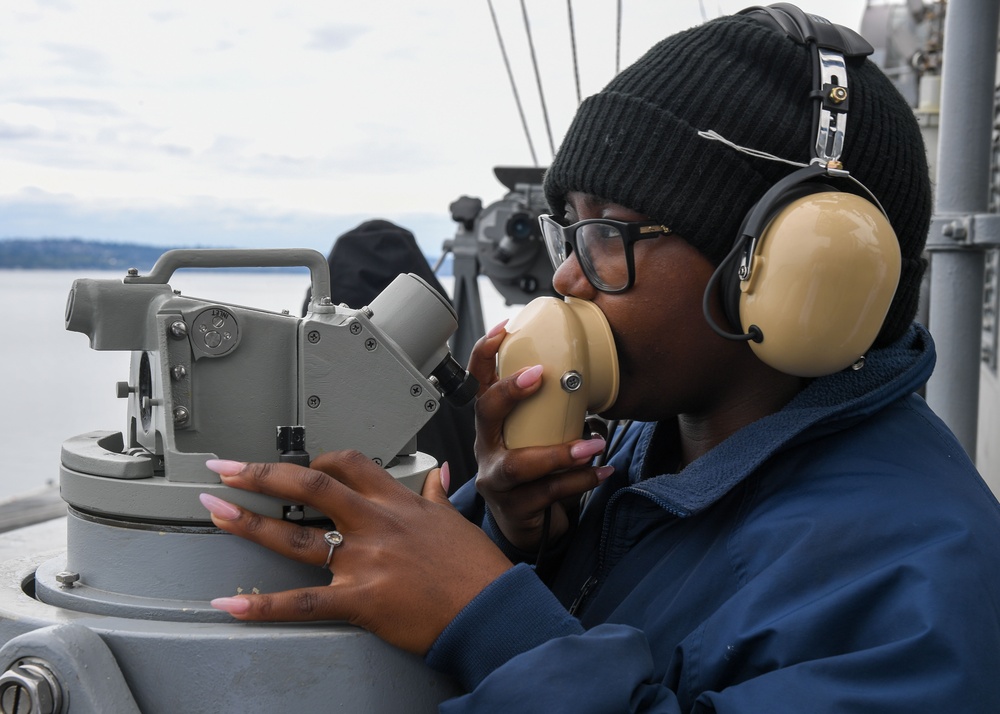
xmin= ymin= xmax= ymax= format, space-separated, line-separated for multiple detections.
xmin=539 ymin=214 xmax=673 ymax=293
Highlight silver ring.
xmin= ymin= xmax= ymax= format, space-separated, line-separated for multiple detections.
xmin=321 ymin=530 xmax=344 ymax=570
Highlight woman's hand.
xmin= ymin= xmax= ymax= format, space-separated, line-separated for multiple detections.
xmin=200 ymin=453 xmax=512 ymax=655
xmin=468 ymin=323 xmax=614 ymax=553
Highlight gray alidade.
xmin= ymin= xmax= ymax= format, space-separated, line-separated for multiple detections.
xmin=0 ymin=249 xmax=474 ymax=712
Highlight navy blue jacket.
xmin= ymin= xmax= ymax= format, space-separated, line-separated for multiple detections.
xmin=427 ymin=324 xmax=1000 ymax=712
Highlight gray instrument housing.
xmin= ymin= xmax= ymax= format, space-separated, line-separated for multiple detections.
xmin=62 ymin=248 xmax=459 ymax=522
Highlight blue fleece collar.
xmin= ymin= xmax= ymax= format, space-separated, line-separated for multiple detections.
xmin=625 ymin=323 xmax=936 ymax=515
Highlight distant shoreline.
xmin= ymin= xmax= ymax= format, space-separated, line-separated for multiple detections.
xmin=0 ymin=238 xmax=448 ymax=274
xmin=0 ymin=237 xmax=195 ymax=271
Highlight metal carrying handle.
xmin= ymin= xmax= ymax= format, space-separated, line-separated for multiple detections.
xmin=123 ymin=248 xmax=332 ymax=304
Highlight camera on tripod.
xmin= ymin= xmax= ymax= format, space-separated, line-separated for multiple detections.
xmin=442 ymin=166 xmax=557 ymax=364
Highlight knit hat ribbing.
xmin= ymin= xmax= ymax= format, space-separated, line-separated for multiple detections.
xmin=543 ymin=13 xmax=931 ymax=346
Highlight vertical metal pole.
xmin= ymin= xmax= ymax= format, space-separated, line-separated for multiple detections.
xmin=925 ymin=0 xmax=999 ymax=457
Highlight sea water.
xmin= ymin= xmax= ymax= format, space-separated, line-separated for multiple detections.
xmin=0 ymin=269 xmax=517 ymax=501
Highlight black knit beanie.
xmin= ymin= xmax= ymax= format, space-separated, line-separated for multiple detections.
xmin=543 ymin=13 xmax=931 ymax=346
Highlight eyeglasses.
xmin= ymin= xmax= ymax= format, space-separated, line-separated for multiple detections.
xmin=539 ymin=214 xmax=673 ymax=293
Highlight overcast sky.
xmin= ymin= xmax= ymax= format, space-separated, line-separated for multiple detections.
xmin=1 ymin=0 xmax=868 ymax=257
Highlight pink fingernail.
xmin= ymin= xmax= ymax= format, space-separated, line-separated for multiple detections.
xmin=199 ymin=493 xmax=241 ymax=521
xmin=440 ymin=461 xmax=451 ymax=493
xmin=516 ymin=364 xmax=543 ymax=388
xmin=211 ymin=596 xmax=251 ymax=615
xmin=205 ymin=459 xmax=246 ymax=477
xmin=595 ymin=465 xmax=615 ymax=481
xmin=487 ymin=320 xmax=509 ymax=338
xmin=570 ymin=438 xmax=607 ymax=460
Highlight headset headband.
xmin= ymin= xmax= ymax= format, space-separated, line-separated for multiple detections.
xmin=738 ymin=3 xmax=874 ymax=165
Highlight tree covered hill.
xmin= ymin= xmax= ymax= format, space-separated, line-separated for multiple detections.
xmin=0 ymin=237 xmax=448 ymax=275
xmin=0 ymin=238 xmax=173 ymax=270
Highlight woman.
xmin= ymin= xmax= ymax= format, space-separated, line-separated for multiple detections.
xmin=198 ymin=6 xmax=1000 ymax=711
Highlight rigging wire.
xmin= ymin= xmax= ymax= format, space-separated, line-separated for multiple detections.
xmin=567 ymin=0 xmax=582 ymax=106
xmin=489 ymin=1 xmax=628 ymax=161
xmin=615 ymin=0 xmax=623 ymax=75
xmin=487 ymin=0 xmax=539 ymax=166
xmin=519 ymin=0 xmax=557 ymax=158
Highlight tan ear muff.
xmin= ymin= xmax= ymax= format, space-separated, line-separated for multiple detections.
xmin=703 ymin=161 xmax=902 ymax=378
xmin=497 ymin=296 xmax=619 ymax=448
xmin=738 ymin=190 xmax=901 ymax=376
xmin=719 ymin=178 xmax=836 ymax=336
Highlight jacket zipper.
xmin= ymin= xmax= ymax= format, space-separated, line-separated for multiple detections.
xmin=568 ymin=575 xmax=598 ymax=616
xmin=567 ymin=486 xmax=624 ymax=617
xmin=566 ymin=484 xmax=686 ymax=618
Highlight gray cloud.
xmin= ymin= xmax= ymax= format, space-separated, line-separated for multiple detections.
xmin=148 ymin=10 xmax=180 ymax=23
xmin=0 ymin=189 xmax=454 ymax=258
xmin=0 ymin=122 xmax=43 ymax=140
xmin=194 ymin=133 xmax=442 ymax=181
xmin=43 ymin=42 xmax=108 ymax=75
xmin=155 ymin=143 xmax=193 ymax=157
xmin=0 ymin=122 xmax=150 ymax=171
xmin=307 ymin=24 xmax=369 ymax=53
xmin=0 ymin=100 xmax=184 ymax=170
xmin=17 ymin=96 xmax=123 ymax=117
xmin=36 ymin=0 xmax=74 ymax=11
